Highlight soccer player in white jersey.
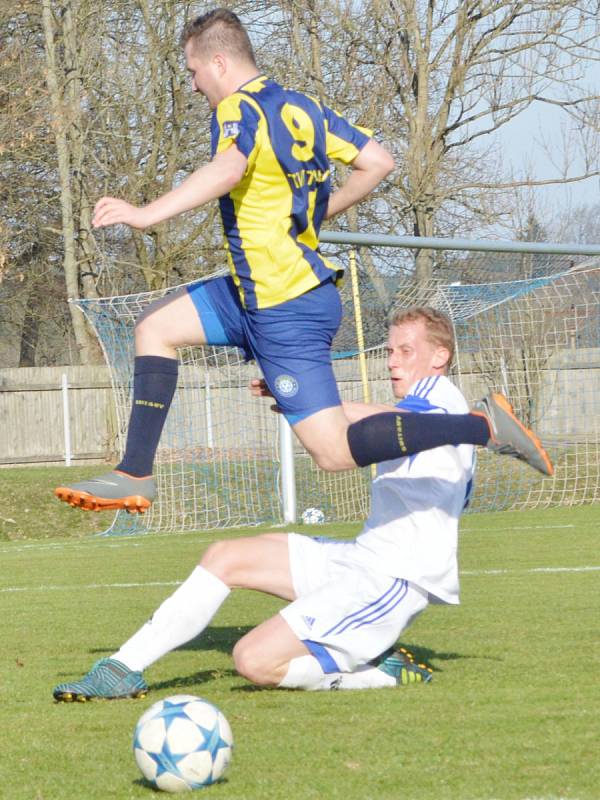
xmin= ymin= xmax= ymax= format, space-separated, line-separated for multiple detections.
xmin=53 ymin=306 xmax=476 ymax=700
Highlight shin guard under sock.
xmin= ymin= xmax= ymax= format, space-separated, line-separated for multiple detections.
xmin=117 ymin=355 xmax=178 ymax=477
xmin=347 ymin=411 xmax=489 ymax=467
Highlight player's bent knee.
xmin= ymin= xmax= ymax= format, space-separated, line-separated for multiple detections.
xmin=232 ymin=641 xmax=277 ymax=686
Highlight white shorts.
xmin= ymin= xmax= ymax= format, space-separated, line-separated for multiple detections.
xmin=279 ymin=534 xmax=428 ymax=673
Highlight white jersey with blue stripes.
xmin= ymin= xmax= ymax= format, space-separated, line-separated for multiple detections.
xmin=355 ymin=374 xmax=475 ymax=604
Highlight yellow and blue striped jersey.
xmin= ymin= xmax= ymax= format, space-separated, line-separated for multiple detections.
xmin=211 ymin=75 xmax=371 ymax=310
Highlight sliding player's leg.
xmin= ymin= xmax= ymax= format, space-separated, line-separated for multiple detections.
xmin=233 ymin=613 xmax=433 ymax=690
xmin=108 ymin=534 xmax=294 ymax=672
xmin=52 ymin=533 xmax=294 ymax=702
xmin=54 ymin=277 xmax=247 ymax=512
xmin=232 ymin=535 xmax=432 ymax=690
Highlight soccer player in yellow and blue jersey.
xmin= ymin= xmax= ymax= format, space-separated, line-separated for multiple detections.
xmin=211 ymin=75 xmax=369 ymax=310
xmin=55 ymin=8 xmax=552 ymax=513
xmin=186 ymin=69 xmax=376 ymax=426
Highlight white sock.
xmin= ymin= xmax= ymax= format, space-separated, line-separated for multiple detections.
xmin=278 ymin=655 xmax=327 ymax=690
xmin=327 ymin=665 xmax=395 ymax=690
xmin=112 ymin=566 xmax=230 ymax=672
xmin=279 ymin=656 xmax=395 ymax=691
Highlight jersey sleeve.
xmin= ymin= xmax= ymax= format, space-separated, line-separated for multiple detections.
xmin=213 ymin=94 xmax=261 ymax=166
xmin=322 ymin=105 xmax=372 ymax=164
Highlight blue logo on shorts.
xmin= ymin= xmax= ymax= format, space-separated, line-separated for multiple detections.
xmin=275 ymin=374 xmax=299 ymax=397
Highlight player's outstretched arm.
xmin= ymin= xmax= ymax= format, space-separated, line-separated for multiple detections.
xmin=92 ymin=145 xmax=248 ymax=230
xmin=325 ymin=139 xmax=394 ymax=220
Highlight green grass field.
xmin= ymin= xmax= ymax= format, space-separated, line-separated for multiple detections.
xmin=1 ymin=469 xmax=599 ymax=799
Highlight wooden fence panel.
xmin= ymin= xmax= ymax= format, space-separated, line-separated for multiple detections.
xmin=0 ymin=366 xmax=116 ymax=465
xmin=2 ymin=351 xmax=595 ymax=467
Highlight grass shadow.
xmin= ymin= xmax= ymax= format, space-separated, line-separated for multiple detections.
xmin=177 ymin=625 xmax=253 ymax=654
xmin=132 ymin=778 xmax=231 ymax=792
xmin=401 ymin=642 xmax=503 ymax=671
xmin=148 ymin=669 xmax=238 ymax=693
xmin=82 ymin=635 xmax=500 ymax=690
xmin=88 ymin=625 xmax=254 ymax=660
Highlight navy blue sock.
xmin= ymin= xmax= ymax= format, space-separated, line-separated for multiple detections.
xmin=347 ymin=411 xmax=490 ymax=468
xmin=117 ymin=356 xmax=179 ymax=477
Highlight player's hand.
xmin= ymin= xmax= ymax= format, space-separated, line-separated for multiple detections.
xmin=248 ymin=378 xmax=282 ymax=413
xmin=248 ymin=377 xmax=273 ymax=398
xmin=92 ymin=197 xmax=149 ymax=229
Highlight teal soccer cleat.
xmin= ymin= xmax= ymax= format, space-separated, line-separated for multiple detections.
xmin=376 ymin=647 xmax=434 ymax=686
xmin=53 ymin=658 xmax=148 ymax=702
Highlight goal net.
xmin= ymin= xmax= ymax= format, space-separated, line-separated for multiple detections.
xmin=74 ymin=249 xmax=600 ymax=534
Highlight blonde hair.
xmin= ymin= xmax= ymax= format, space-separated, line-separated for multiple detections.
xmin=389 ymin=306 xmax=455 ymax=369
xmin=180 ymin=8 xmax=256 ymax=64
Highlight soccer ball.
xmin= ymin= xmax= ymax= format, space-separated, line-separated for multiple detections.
xmin=133 ymin=695 xmax=233 ymax=792
xmin=301 ymin=507 xmax=325 ymax=524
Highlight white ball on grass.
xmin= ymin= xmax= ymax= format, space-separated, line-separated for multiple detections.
xmin=133 ymin=695 xmax=233 ymax=792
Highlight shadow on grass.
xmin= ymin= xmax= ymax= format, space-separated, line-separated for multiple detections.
xmin=149 ymin=669 xmax=238 ymax=692
xmin=178 ymin=625 xmax=253 ymax=653
xmin=80 ymin=632 xmax=498 ymax=691
xmin=89 ymin=625 xmax=254 ymax=660
xmin=132 ymin=777 xmax=230 ymax=792
xmin=91 ymin=629 xmax=499 ymax=667
xmin=401 ymin=641 xmax=502 ymax=670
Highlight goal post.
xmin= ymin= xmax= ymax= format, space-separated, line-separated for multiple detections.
xmin=73 ymin=235 xmax=600 ymax=535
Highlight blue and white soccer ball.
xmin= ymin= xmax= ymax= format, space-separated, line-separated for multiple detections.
xmin=133 ymin=695 xmax=233 ymax=792
xmin=301 ymin=507 xmax=325 ymax=525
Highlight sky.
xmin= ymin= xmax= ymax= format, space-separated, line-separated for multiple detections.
xmin=496 ymin=102 xmax=599 ymax=209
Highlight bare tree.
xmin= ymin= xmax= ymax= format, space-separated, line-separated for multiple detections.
xmin=41 ymin=0 xmax=103 ymax=363
xmin=308 ymin=0 xmax=600 ymax=280
xmin=545 ymin=200 xmax=600 ymax=245
xmin=0 ymin=1 xmax=79 ymax=367
xmin=3 ymin=1 xmax=289 ymax=365
xmin=5 ymin=0 xmax=600 ymax=368
xmin=40 ymin=1 xmax=271 ymax=301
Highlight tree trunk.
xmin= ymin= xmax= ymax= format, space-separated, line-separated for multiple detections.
xmin=413 ymin=204 xmax=435 ymax=282
xmin=42 ymin=0 xmax=100 ymax=365
xmin=18 ymin=291 xmax=40 ymax=367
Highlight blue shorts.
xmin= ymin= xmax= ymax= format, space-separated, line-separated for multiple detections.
xmin=187 ymin=275 xmax=343 ymax=425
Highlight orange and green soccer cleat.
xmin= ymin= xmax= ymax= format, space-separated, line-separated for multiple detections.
xmin=376 ymin=647 xmax=434 ymax=685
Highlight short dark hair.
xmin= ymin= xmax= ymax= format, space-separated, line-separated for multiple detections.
xmin=180 ymin=8 xmax=256 ymax=64
xmin=389 ymin=306 xmax=455 ymax=369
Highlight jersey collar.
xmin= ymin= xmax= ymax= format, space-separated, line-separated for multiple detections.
xmin=236 ymin=74 xmax=268 ymax=93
